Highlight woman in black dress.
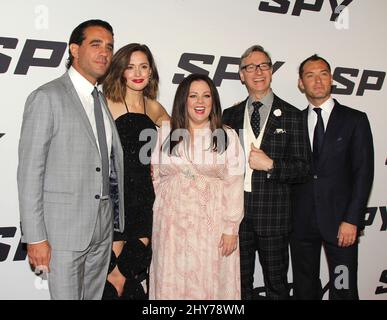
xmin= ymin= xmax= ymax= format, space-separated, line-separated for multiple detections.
xmin=102 ymin=43 xmax=169 ymax=299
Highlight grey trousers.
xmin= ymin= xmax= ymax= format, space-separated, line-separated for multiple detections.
xmin=48 ymin=199 xmax=113 ymax=300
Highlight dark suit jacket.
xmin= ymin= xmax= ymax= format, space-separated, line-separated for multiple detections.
xmin=291 ymin=100 xmax=374 ymax=244
xmin=222 ymin=94 xmax=310 ymax=236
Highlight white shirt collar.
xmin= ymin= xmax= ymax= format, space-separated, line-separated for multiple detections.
xmin=308 ymin=97 xmax=335 ymax=116
xmin=68 ymin=66 xmax=98 ymax=96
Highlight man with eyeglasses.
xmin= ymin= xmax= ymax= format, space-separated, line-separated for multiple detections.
xmin=222 ymin=45 xmax=309 ymax=300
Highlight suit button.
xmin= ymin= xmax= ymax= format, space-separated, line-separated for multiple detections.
xmin=96 ymin=167 xmax=101 ymax=172
xmin=314 ymin=175 xmax=318 ymax=179
xmin=95 ymin=195 xmax=100 ymax=199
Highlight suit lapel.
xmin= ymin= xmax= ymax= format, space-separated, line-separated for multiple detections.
xmin=260 ymin=95 xmax=281 ymax=151
xmin=233 ymin=99 xmax=247 ymax=132
xmin=318 ymin=100 xmax=344 ymax=166
xmin=61 ymin=73 xmax=99 ymax=151
xmin=100 ymin=95 xmax=123 ymax=163
xmin=229 ymin=99 xmax=247 ymax=149
xmin=302 ymin=108 xmax=311 ymax=149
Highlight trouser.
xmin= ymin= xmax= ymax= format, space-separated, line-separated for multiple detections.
xmin=239 ymin=217 xmax=290 ymax=300
xmin=290 ymin=236 xmax=359 ymax=300
xmin=48 ymin=198 xmax=113 ymax=300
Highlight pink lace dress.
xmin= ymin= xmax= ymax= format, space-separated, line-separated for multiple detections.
xmin=149 ymin=125 xmax=244 ymax=300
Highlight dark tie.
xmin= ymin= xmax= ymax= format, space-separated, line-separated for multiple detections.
xmin=251 ymin=101 xmax=263 ymax=138
xmin=313 ymin=107 xmax=325 ymax=164
xmin=92 ymin=87 xmax=109 ymax=196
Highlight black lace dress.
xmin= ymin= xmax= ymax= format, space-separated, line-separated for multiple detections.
xmin=102 ymin=102 xmax=157 ymax=300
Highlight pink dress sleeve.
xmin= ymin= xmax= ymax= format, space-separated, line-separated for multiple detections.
xmin=222 ymin=128 xmax=245 ymax=235
xmin=151 ymin=124 xmax=172 ymax=194
xmin=151 ymin=127 xmax=162 ymax=194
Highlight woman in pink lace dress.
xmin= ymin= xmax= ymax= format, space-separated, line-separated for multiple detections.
xmin=149 ymin=74 xmax=244 ymax=299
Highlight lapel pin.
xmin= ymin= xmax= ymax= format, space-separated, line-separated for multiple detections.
xmin=273 ymin=108 xmax=282 ymax=117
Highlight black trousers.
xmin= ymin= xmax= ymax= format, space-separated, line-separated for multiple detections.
xmin=290 ymin=235 xmax=359 ymax=300
xmin=239 ymin=217 xmax=290 ymax=300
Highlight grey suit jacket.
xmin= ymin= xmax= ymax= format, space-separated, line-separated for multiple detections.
xmin=17 ymin=72 xmax=124 ymax=251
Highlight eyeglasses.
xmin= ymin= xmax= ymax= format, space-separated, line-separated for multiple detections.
xmin=241 ymin=62 xmax=272 ymax=73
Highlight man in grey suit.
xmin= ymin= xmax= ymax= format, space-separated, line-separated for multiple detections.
xmin=17 ymin=19 xmax=124 ymax=299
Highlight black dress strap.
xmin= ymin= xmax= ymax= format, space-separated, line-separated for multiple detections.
xmin=143 ymin=96 xmax=147 ymax=116
xmin=123 ymin=97 xmax=147 ymax=115
xmin=123 ymin=99 xmax=130 ymax=113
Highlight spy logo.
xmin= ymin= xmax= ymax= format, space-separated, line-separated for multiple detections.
xmin=364 ymin=207 xmax=387 ymax=231
xmin=0 ymin=37 xmax=67 ymax=74
xmin=258 ymin=0 xmax=354 ymax=22
xmin=173 ymin=53 xmax=385 ymax=96
xmin=375 ymin=270 xmax=387 ymax=295
xmin=0 ymin=226 xmax=28 ymax=262
xmin=172 ymin=52 xmax=285 ymax=86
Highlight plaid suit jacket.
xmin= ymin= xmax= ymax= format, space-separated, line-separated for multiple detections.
xmin=222 ymin=94 xmax=310 ymax=235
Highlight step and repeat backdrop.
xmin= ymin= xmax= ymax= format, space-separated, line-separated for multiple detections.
xmin=0 ymin=0 xmax=386 ymax=299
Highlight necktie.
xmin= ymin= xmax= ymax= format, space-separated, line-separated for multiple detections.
xmin=251 ymin=101 xmax=263 ymax=138
xmin=313 ymin=107 xmax=324 ymax=164
xmin=92 ymin=87 xmax=109 ymax=196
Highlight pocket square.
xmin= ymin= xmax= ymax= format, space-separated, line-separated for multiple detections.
xmin=274 ymin=128 xmax=286 ymax=134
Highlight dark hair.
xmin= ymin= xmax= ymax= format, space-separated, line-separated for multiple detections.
xmin=240 ymin=45 xmax=272 ymax=70
xmin=165 ymin=74 xmax=228 ymax=155
xmin=66 ymin=19 xmax=114 ymax=69
xmin=299 ymin=54 xmax=331 ymax=78
xmin=103 ymin=43 xmax=159 ymax=101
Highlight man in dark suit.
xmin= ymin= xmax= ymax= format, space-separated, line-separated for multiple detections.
xmin=291 ymin=54 xmax=374 ymax=300
xmin=222 ymin=45 xmax=309 ymax=299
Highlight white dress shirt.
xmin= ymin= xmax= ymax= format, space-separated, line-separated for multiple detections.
xmin=307 ymin=97 xmax=335 ymax=150
xmin=68 ymin=66 xmax=112 ymax=161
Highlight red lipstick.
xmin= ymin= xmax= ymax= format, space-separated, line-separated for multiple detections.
xmin=132 ymin=79 xmax=144 ymax=84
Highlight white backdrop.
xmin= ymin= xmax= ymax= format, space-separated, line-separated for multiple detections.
xmin=0 ymin=0 xmax=386 ymax=300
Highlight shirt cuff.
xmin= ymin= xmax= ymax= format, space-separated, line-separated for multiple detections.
xmin=29 ymin=239 xmax=47 ymax=244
